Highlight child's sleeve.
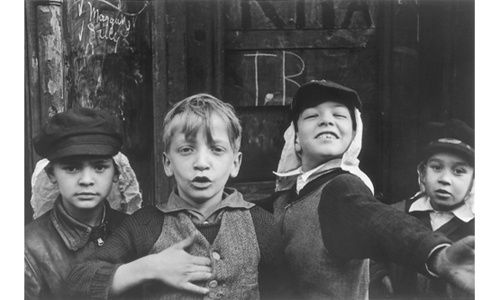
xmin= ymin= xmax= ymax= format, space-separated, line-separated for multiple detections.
xmin=317 ymin=173 xmax=450 ymax=272
xmin=67 ymin=206 xmax=164 ymax=300
xmin=25 ymin=254 xmax=45 ymax=300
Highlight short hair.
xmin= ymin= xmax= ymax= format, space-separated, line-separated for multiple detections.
xmin=162 ymin=94 xmax=242 ymax=153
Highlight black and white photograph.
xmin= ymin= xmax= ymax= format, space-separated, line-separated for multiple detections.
xmin=17 ymin=0 xmax=493 ymax=299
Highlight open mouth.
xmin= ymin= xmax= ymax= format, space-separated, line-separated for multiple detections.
xmin=315 ymin=131 xmax=339 ymax=139
xmin=192 ymin=176 xmax=212 ymax=188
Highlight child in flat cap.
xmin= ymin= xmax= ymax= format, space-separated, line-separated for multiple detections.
xmin=386 ymin=119 xmax=474 ymax=299
xmin=262 ymin=80 xmax=475 ymax=299
xmin=25 ymin=108 xmax=130 ymax=300
xmin=67 ymin=94 xmax=288 ymax=300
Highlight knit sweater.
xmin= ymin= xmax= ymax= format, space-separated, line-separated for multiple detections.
xmin=67 ymin=203 xmax=288 ymax=299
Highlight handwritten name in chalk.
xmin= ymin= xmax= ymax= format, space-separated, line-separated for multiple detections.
xmin=244 ymin=51 xmax=305 ymax=106
xmin=73 ymin=0 xmax=148 ymax=55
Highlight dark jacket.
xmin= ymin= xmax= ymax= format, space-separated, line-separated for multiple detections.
xmin=388 ymin=198 xmax=474 ymax=299
xmin=25 ymin=198 xmax=126 ymax=300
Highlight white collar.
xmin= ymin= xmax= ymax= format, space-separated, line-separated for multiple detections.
xmin=409 ymin=196 xmax=474 ymax=223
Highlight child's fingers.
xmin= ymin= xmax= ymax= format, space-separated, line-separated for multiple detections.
xmin=190 ymin=255 xmax=211 ymax=266
xmin=187 ymin=265 xmax=212 ymax=274
xmin=186 ymin=271 xmax=213 ymax=282
xmin=172 ymin=235 xmax=195 ymax=250
xmin=180 ymin=282 xmax=209 ymax=295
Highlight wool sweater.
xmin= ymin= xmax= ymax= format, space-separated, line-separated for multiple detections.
xmin=269 ymin=169 xmax=451 ymax=300
xmin=67 ymin=192 xmax=288 ymax=300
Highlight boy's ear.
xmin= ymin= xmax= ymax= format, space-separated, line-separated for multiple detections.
xmin=44 ymin=166 xmax=58 ymax=185
xmin=46 ymin=172 xmax=58 ymax=185
xmin=112 ymin=173 xmax=119 ymax=183
xmin=162 ymin=152 xmax=174 ymax=177
xmin=229 ymin=152 xmax=243 ymax=178
xmin=294 ymin=134 xmax=302 ymax=154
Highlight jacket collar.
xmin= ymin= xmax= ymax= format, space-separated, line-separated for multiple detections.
xmin=156 ymin=187 xmax=253 ymax=222
xmin=50 ymin=197 xmax=109 ymax=251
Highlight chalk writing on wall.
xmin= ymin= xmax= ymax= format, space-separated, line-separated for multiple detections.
xmin=73 ymin=0 xmax=149 ymax=55
xmin=244 ymin=50 xmax=305 ymax=106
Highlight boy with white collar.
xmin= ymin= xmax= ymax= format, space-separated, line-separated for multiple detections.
xmin=269 ymin=80 xmax=474 ymax=299
xmin=389 ymin=119 xmax=474 ymax=299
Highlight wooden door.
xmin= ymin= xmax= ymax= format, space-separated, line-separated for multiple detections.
xmin=225 ymin=0 xmax=383 ymax=200
xmin=178 ymin=0 xmax=384 ymax=201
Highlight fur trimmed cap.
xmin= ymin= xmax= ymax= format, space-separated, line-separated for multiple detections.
xmin=34 ymin=108 xmax=123 ymax=161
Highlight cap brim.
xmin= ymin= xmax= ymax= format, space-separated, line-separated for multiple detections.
xmin=47 ymin=144 xmax=119 ymax=161
xmin=423 ymin=143 xmax=474 ymax=166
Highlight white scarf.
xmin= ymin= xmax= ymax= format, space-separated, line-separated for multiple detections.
xmin=274 ymin=109 xmax=374 ymax=194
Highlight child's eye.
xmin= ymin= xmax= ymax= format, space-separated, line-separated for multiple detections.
xmin=303 ymin=113 xmax=318 ymax=120
xmin=333 ymin=113 xmax=347 ymax=119
xmin=428 ymin=164 xmax=443 ymax=171
xmin=453 ymin=168 xmax=468 ymax=175
xmin=62 ymin=166 xmax=80 ymax=173
xmin=94 ymin=164 xmax=110 ymax=173
xmin=178 ymin=147 xmax=194 ymax=155
xmin=212 ymin=146 xmax=226 ymax=154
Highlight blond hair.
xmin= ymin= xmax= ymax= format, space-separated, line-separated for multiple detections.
xmin=162 ymin=93 xmax=242 ymax=152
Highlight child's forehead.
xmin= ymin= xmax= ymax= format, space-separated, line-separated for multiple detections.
xmin=301 ymin=100 xmax=349 ymax=111
xmin=55 ymin=155 xmax=113 ymax=164
xmin=427 ymin=152 xmax=473 ymax=166
xmin=170 ymin=115 xmax=231 ymax=141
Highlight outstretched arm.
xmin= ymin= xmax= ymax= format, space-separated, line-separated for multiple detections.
xmin=318 ymin=174 xmax=450 ymax=268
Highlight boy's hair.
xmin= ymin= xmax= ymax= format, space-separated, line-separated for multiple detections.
xmin=162 ymin=93 xmax=242 ymax=152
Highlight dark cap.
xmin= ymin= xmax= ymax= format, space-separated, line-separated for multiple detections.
xmin=34 ymin=108 xmax=123 ymax=161
xmin=290 ymin=80 xmax=362 ymax=127
xmin=419 ymin=119 xmax=474 ymax=165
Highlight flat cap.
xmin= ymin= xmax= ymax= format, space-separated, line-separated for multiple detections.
xmin=34 ymin=108 xmax=123 ymax=161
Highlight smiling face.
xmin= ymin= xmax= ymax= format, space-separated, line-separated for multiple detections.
xmin=295 ymin=101 xmax=354 ymax=171
xmin=421 ymin=153 xmax=474 ymax=211
xmin=163 ymin=114 xmax=242 ymax=212
xmin=47 ymin=156 xmax=117 ymax=219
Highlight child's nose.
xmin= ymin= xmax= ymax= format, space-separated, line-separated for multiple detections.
xmin=318 ymin=114 xmax=335 ymax=127
xmin=438 ymin=170 xmax=452 ymax=184
xmin=194 ymin=149 xmax=210 ymax=171
xmin=78 ymin=168 xmax=95 ymax=186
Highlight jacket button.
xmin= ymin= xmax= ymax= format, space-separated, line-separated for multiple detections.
xmin=208 ymin=280 xmax=218 ymax=288
xmin=212 ymin=251 xmax=221 ymax=260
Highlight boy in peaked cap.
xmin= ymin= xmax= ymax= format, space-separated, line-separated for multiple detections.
xmin=25 ymin=108 xmax=128 ymax=300
xmin=386 ymin=119 xmax=475 ymax=299
xmin=265 ymin=80 xmax=474 ymax=299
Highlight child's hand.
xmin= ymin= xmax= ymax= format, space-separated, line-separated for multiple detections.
xmin=431 ymin=236 xmax=474 ymax=294
xmin=146 ymin=235 xmax=213 ymax=294
xmin=111 ymin=235 xmax=213 ymax=295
